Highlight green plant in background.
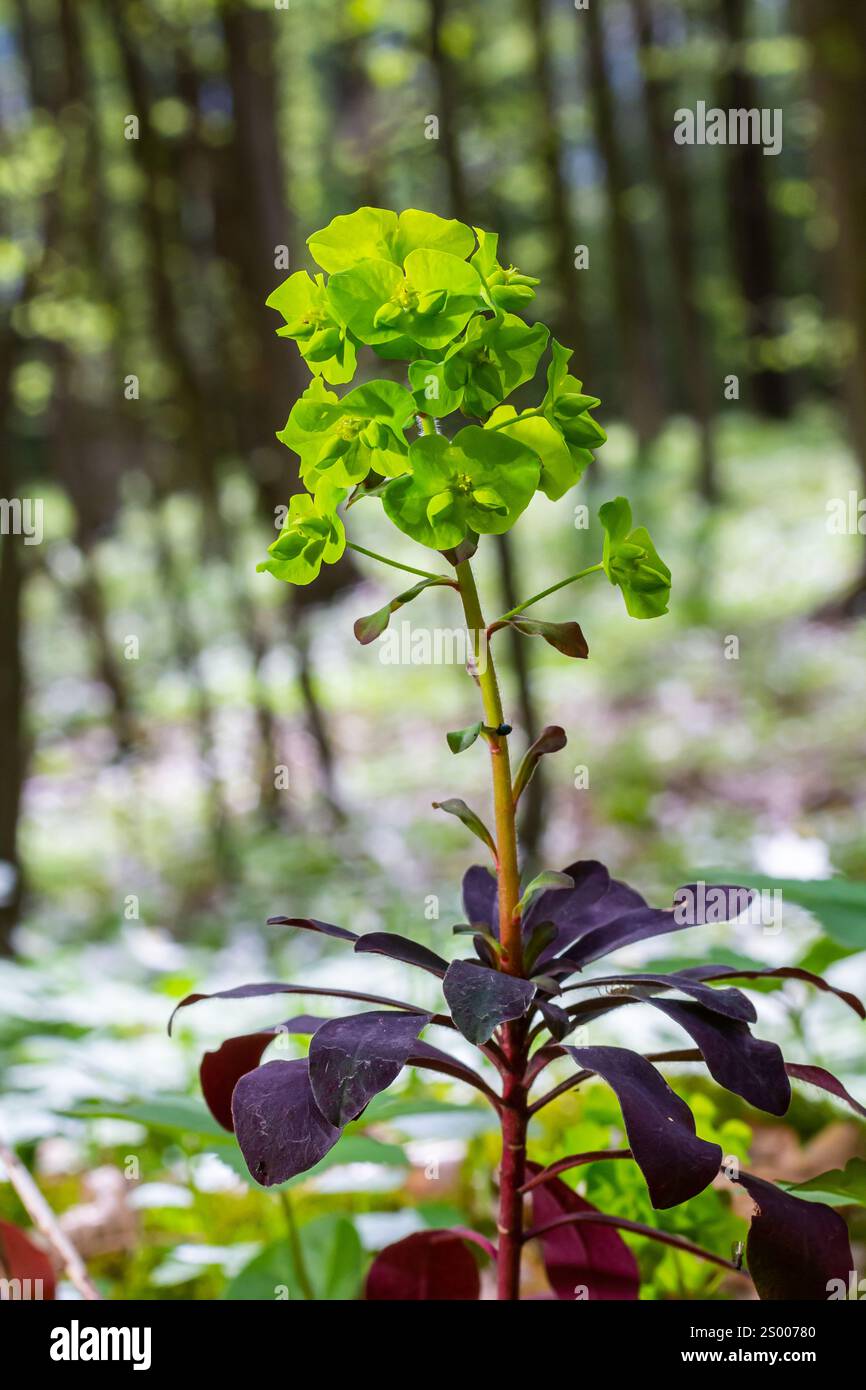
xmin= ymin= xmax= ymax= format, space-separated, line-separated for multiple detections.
xmin=172 ymin=208 xmax=862 ymax=1303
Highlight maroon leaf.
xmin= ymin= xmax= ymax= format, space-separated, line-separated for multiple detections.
xmin=200 ymin=1017 xmax=329 ymax=1131
xmin=406 ymin=1040 xmax=500 ymax=1105
xmin=266 ymin=916 xmax=358 ymax=941
xmin=169 ymin=981 xmax=427 ymax=1034
xmin=735 ymin=1171 xmax=854 ymax=1300
xmin=309 ymin=1010 xmax=432 ymax=1126
xmin=443 ymin=959 xmax=536 ymax=1044
xmin=785 ymin=1063 xmax=866 ymax=1119
xmin=512 ymin=726 xmax=567 ymax=808
xmin=0 ymin=1220 xmax=56 ymax=1299
xmin=566 ymin=1045 xmax=723 ymax=1208
xmin=231 ymin=1059 xmax=340 ymax=1186
xmin=354 ymin=932 xmax=448 ymax=978
xmin=526 ymin=1162 xmax=639 ymax=1300
xmin=491 ymin=617 xmax=589 ymax=659
xmin=365 ymin=1230 xmax=480 ymax=1300
xmin=647 ymin=998 xmax=791 ymax=1116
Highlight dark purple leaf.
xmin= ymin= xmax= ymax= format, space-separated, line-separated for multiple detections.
xmin=365 ymin=1230 xmax=480 ymax=1300
xmin=679 ymin=964 xmax=864 ymax=1020
xmin=526 ymin=1162 xmax=639 ymax=1300
xmin=265 ymin=916 xmax=358 ymax=941
xmin=169 ymin=981 xmax=427 ymax=1034
xmin=566 ymin=1045 xmax=723 ymax=1209
xmin=785 ymin=1063 xmax=866 ymax=1119
xmin=443 ymin=959 xmax=536 ymax=1044
xmin=538 ymin=999 xmax=572 ymax=1041
xmin=671 ymin=884 xmax=755 ymax=925
xmin=354 ymin=932 xmax=447 ymax=978
xmin=564 ymin=972 xmax=756 ymax=1021
xmin=647 ymin=998 xmax=791 ymax=1116
xmin=557 ymin=882 xmax=753 ymax=972
xmin=309 ymin=1010 xmax=432 ymax=1126
xmin=735 ymin=1171 xmax=854 ymax=1300
xmin=231 ymin=1059 xmax=340 ymax=1186
xmin=462 ymin=864 xmax=497 ymax=931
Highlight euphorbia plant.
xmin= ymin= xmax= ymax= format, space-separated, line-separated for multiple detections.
xmin=172 ymin=208 xmax=863 ymax=1301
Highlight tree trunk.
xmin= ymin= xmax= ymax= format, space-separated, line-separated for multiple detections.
xmin=583 ymin=1 xmax=663 ymax=452
xmin=632 ymin=0 xmax=719 ymax=500
xmin=719 ymin=0 xmax=789 ymax=420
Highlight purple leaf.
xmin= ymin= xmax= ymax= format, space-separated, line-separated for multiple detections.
xmin=354 ymin=932 xmax=448 ymax=978
xmin=565 ymin=972 xmax=756 ymax=1021
xmin=538 ymin=999 xmax=572 ymax=1041
xmin=557 ymin=882 xmax=753 ymax=971
xmin=443 ymin=959 xmax=536 ymax=1044
xmin=365 ymin=1230 xmax=480 ymax=1300
xmin=462 ymin=864 xmax=497 ymax=931
xmin=169 ymin=981 xmax=427 ymax=1034
xmin=647 ymin=998 xmax=791 ymax=1116
xmin=735 ymin=1171 xmax=854 ymax=1300
xmin=671 ymin=884 xmax=755 ymax=925
xmin=566 ymin=1045 xmax=722 ymax=1209
xmin=231 ymin=1059 xmax=340 ymax=1186
xmin=309 ymin=1011 xmax=432 ymax=1126
xmin=526 ymin=1162 xmax=639 ymax=1300
xmin=266 ymin=916 xmax=358 ymax=941
xmin=785 ymin=1063 xmax=866 ymax=1119
xmin=493 ymin=617 xmax=589 ymax=659
xmin=679 ymin=964 xmax=864 ymax=1020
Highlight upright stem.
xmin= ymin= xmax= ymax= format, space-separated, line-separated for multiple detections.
xmin=454 ymin=555 xmax=528 ymax=1300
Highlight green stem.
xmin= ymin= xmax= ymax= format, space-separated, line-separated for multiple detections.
xmin=454 ymin=559 xmax=523 ymax=973
xmin=486 ymin=407 xmax=546 ymax=431
xmin=279 ymin=1190 xmax=316 ymax=1301
xmin=346 ymin=541 xmax=444 ymax=583
xmin=496 ymin=563 xmax=604 ymax=621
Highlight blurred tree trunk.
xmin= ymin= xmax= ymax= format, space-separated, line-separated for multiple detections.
xmin=523 ymin=0 xmax=586 ymax=361
xmin=632 ymin=0 xmax=718 ymax=500
xmin=719 ymin=0 xmax=789 ymax=420
xmin=429 ymin=0 xmax=544 ymax=858
xmin=0 ymin=347 xmax=25 ymax=954
xmin=220 ymin=2 xmax=345 ymax=817
xmin=799 ymin=2 xmax=866 ymax=614
xmin=583 ymin=1 xmax=663 ymax=453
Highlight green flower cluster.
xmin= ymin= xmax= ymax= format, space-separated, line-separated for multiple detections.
xmin=261 ymin=206 xmax=667 ymax=621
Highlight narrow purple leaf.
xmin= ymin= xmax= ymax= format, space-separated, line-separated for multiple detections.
xmin=735 ymin=1171 xmax=854 ymax=1300
xmin=231 ymin=1059 xmax=340 ymax=1186
xmin=671 ymin=884 xmax=755 ymax=925
xmin=354 ymin=932 xmax=448 ymax=978
xmin=526 ymin=1161 xmax=639 ymax=1300
xmin=443 ymin=959 xmax=536 ymax=1044
xmin=266 ymin=916 xmax=358 ymax=941
xmin=558 ymin=882 xmax=753 ymax=971
xmin=365 ymin=1230 xmax=480 ymax=1301
xmin=406 ymin=1040 xmax=500 ymax=1105
xmin=564 ymin=972 xmax=756 ymax=1022
xmin=309 ymin=1010 xmax=432 ymax=1126
xmin=647 ymin=998 xmax=791 ymax=1116
xmin=566 ymin=1045 xmax=723 ymax=1209
xmin=785 ymin=1063 xmax=866 ymax=1119
xmin=679 ymin=964 xmax=864 ymax=1020
xmin=169 ymin=981 xmax=427 ymax=1034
